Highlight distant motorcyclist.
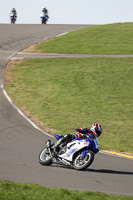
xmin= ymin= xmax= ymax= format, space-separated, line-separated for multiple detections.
xmin=10 ymin=8 xmax=17 ymax=24
xmin=10 ymin=8 xmax=17 ymax=18
xmin=54 ymin=123 xmax=103 ymax=151
xmin=42 ymin=7 xmax=49 ymax=18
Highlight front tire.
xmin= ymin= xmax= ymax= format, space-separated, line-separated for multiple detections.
xmin=39 ymin=148 xmax=52 ymax=165
xmin=73 ymin=151 xmax=94 ymax=170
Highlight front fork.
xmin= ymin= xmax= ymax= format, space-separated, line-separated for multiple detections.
xmin=46 ymin=140 xmax=52 ymax=157
xmin=48 ymin=147 xmax=52 ymax=157
xmin=82 ymin=150 xmax=90 ymax=158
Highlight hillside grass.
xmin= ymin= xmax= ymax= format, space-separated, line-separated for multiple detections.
xmin=0 ymin=180 xmax=133 ymax=200
xmin=5 ymin=57 xmax=133 ymax=153
xmin=35 ymin=22 xmax=133 ymax=54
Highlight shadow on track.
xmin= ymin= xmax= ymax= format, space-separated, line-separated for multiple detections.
xmin=41 ymin=164 xmax=133 ymax=175
xmin=86 ymin=168 xmax=133 ymax=175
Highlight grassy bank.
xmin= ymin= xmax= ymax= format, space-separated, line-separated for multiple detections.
xmin=0 ymin=180 xmax=133 ymax=200
xmin=5 ymin=57 xmax=133 ymax=153
xmin=35 ymin=23 xmax=133 ymax=54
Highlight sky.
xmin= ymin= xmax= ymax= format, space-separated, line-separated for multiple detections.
xmin=0 ymin=0 xmax=133 ymax=25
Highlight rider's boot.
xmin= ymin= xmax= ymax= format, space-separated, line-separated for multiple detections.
xmin=46 ymin=140 xmax=51 ymax=148
xmin=53 ymin=137 xmax=64 ymax=152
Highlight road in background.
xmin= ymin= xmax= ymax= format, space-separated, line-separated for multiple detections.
xmin=0 ymin=24 xmax=133 ymax=197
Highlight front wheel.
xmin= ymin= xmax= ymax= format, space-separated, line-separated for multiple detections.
xmin=73 ymin=151 xmax=94 ymax=170
xmin=39 ymin=148 xmax=52 ymax=165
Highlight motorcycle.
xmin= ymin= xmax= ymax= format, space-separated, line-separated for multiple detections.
xmin=10 ymin=13 xmax=16 ymax=24
xmin=39 ymin=133 xmax=99 ymax=170
xmin=40 ymin=12 xmax=48 ymax=25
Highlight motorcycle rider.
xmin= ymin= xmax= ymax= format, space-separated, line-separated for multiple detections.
xmin=10 ymin=8 xmax=17 ymax=23
xmin=42 ymin=7 xmax=49 ymax=19
xmin=10 ymin=8 xmax=17 ymax=18
xmin=54 ymin=123 xmax=103 ymax=152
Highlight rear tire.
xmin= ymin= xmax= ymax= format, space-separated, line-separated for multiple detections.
xmin=39 ymin=148 xmax=52 ymax=165
xmin=73 ymin=151 xmax=94 ymax=170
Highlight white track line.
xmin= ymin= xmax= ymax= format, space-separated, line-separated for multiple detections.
xmin=1 ymin=83 xmax=54 ymax=138
xmin=55 ymin=32 xmax=68 ymax=37
xmin=6 ymin=52 xmax=17 ymax=60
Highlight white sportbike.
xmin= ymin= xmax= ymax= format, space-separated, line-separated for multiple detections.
xmin=39 ymin=133 xmax=99 ymax=170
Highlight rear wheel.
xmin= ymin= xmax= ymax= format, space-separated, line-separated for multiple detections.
xmin=11 ymin=18 xmax=15 ymax=24
xmin=39 ymin=148 xmax=52 ymax=165
xmin=73 ymin=151 xmax=94 ymax=170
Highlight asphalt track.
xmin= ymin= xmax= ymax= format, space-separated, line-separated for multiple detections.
xmin=0 ymin=24 xmax=133 ymax=197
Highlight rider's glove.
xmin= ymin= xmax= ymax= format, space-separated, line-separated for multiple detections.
xmin=81 ymin=127 xmax=88 ymax=132
xmin=75 ymin=132 xmax=83 ymax=139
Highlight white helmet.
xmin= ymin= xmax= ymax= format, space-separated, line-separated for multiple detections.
xmin=90 ymin=123 xmax=103 ymax=137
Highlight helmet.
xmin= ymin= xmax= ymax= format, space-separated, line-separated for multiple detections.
xmin=90 ymin=123 xmax=103 ymax=137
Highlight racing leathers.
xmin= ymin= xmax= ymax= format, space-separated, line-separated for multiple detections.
xmin=54 ymin=127 xmax=98 ymax=152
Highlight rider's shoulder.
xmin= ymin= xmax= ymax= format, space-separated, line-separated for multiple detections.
xmin=88 ymin=131 xmax=97 ymax=139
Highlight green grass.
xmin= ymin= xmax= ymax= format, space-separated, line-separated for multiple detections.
xmin=5 ymin=57 xmax=133 ymax=153
xmin=0 ymin=180 xmax=133 ymax=200
xmin=36 ymin=22 xmax=133 ymax=54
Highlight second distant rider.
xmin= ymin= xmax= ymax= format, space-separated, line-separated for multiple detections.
xmin=42 ymin=7 xmax=49 ymax=19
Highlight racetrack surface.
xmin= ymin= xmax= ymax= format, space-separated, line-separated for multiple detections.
xmin=0 ymin=24 xmax=133 ymax=197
